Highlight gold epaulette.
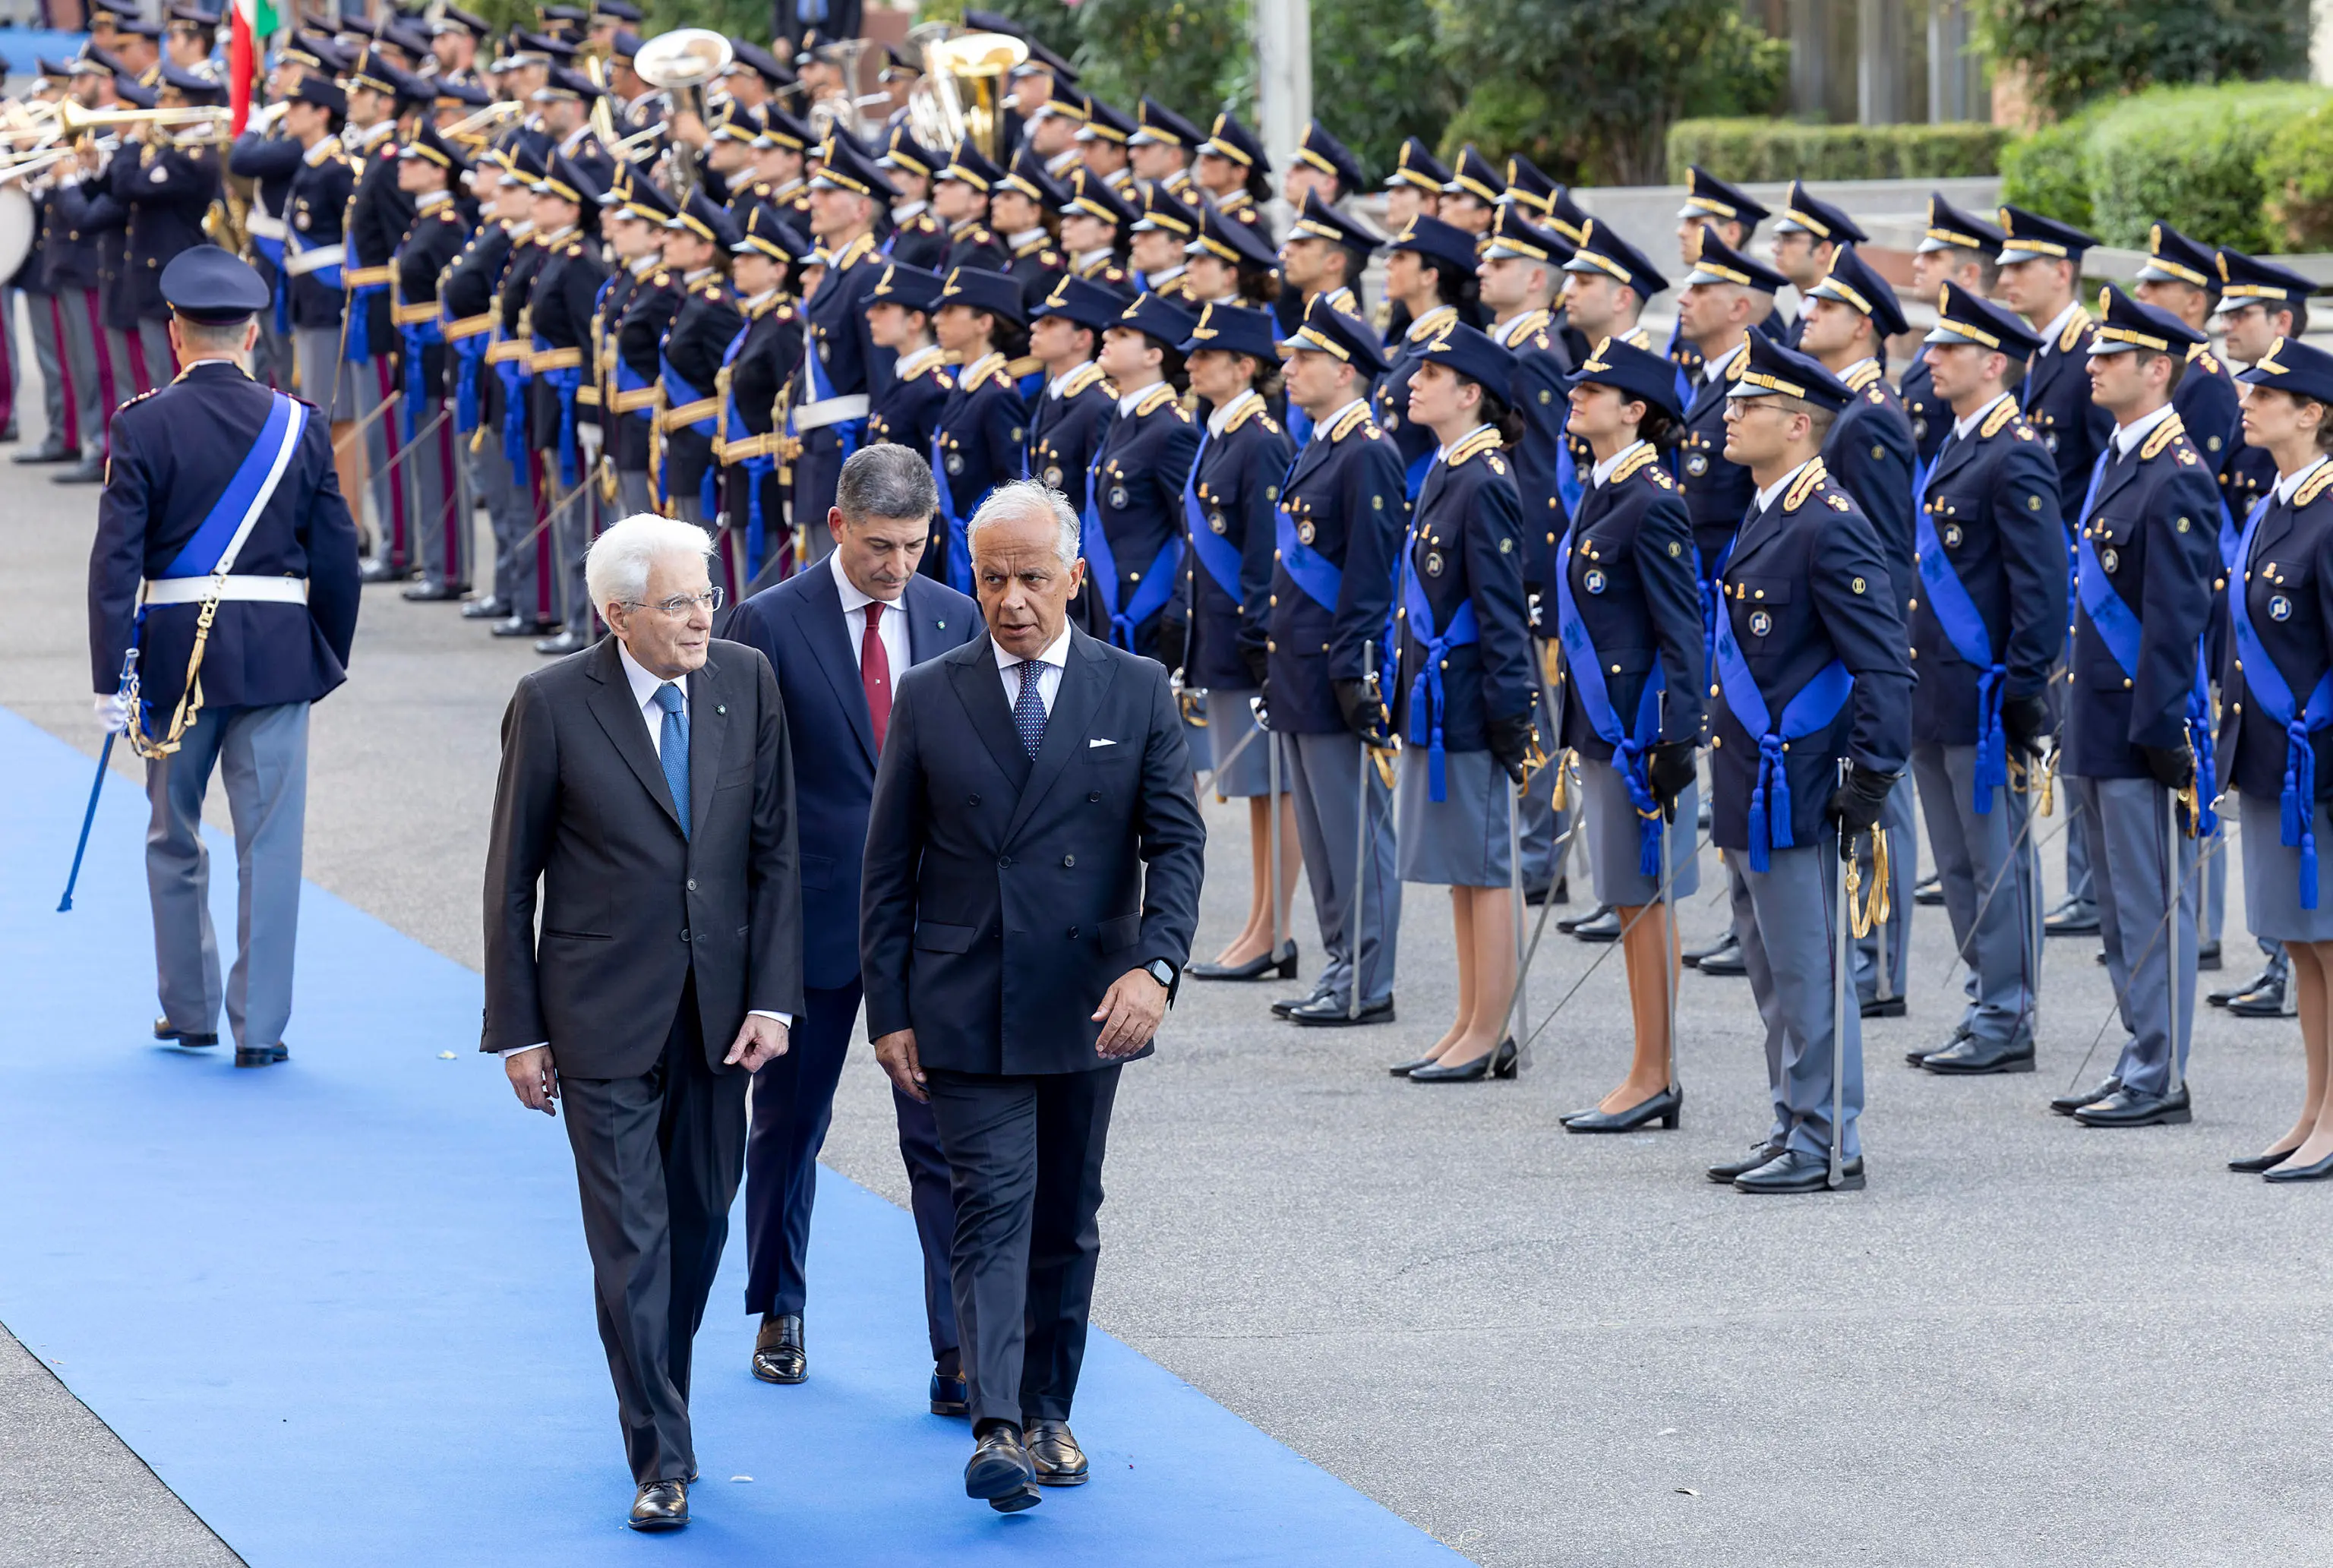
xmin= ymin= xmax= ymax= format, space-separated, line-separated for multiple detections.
xmin=2060 ymin=305 xmax=2091 ymax=355
xmin=1981 ymin=397 xmax=2021 ymax=440
xmin=1785 ymin=458 xmax=1828 ymax=513
xmin=2300 ymin=464 xmax=2333 ymax=507
xmin=1843 ymin=361 xmax=1884 ymax=393
xmin=1221 ymin=392 xmax=1265 ymax=434
xmin=2141 ymin=413 xmax=2186 ymax=462
xmin=1620 ymin=326 xmax=1653 ymax=351
xmin=391 ymin=300 xmax=437 ymax=326
xmin=1005 ymin=355 xmax=1043 ymax=380
xmin=1326 ymin=402 xmax=1373 ymax=443
xmin=1447 ymin=427 xmax=1504 ymax=467
xmin=1060 ymin=363 xmax=1107 ymax=399
xmin=529 ymin=345 xmax=583 ymax=371
xmin=960 ymin=351 xmax=1006 ymax=388
xmin=1507 ymin=308 xmax=1552 ymax=344
xmin=1133 ymin=383 xmax=1180 ymax=419
xmin=1612 ymin=444 xmax=1662 ymax=485
xmin=1408 ymin=304 xmax=1460 ymax=343
xmin=346 ymin=264 xmax=395 ymax=288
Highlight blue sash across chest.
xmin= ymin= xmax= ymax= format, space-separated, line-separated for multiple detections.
xmin=1555 ymin=519 xmax=1668 ymax=875
xmin=659 ymin=355 xmax=718 ymax=514
xmin=1915 ymin=437 xmax=2011 ymax=812
xmin=1081 ymin=428 xmax=1182 ymax=648
xmin=1398 ymin=541 xmax=1479 ymax=802
xmin=721 ymin=324 xmax=775 ymax=578
xmin=2230 ymin=494 xmax=2333 ymax=906
xmin=1183 ymin=431 xmax=1246 ymax=605
xmin=1711 ymin=572 xmax=1853 ymax=873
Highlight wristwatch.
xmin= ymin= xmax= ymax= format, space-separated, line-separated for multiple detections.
xmin=1143 ymin=958 xmax=1177 ymax=993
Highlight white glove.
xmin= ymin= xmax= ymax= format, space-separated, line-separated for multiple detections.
xmin=94 ymin=693 xmax=129 ymax=734
xmin=579 ymin=423 xmax=604 ymax=464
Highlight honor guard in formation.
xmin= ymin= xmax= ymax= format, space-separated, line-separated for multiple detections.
xmin=1766 ymin=181 xmax=1868 ymax=352
xmin=1372 ymin=215 xmax=1480 ymax=503
xmin=342 ymin=51 xmax=421 ymax=582
xmin=876 ymin=129 xmax=949 ymax=271
xmin=863 ymin=261 xmax=952 ymax=457
xmin=391 ymin=124 xmax=473 ymax=604
xmin=992 ymin=152 xmax=1066 ymax=311
xmin=1127 ymin=183 xmax=1197 ymax=304
xmin=927 ymin=267 xmax=1031 ymax=594
xmin=87 ymin=250 xmax=361 ymax=1070
xmin=1081 ymin=292 xmax=1198 ymax=658
xmin=529 ymin=152 xmax=614 ymax=652
xmin=790 ymin=135 xmax=893 ymax=565
xmin=1899 ymin=195 xmax=2002 ymax=490
xmin=932 ymin=144 xmax=1006 ymax=272
xmin=442 ymin=150 xmax=532 ymax=632
xmin=655 ymin=191 xmax=743 ymax=555
xmin=599 ymin=171 xmax=682 ymax=522
xmin=492 ymin=144 xmax=557 ymax=639
xmin=716 ymin=205 xmax=807 ymax=585
xmin=1021 ymin=276 xmax=1119 ymax=518
xmin=1057 ymin=167 xmax=1135 ymax=290
xmin=1270 ymin=298 xmax=1408 ymax=1027
xmin=1669 ymin=166 xmax=1771 ymax=377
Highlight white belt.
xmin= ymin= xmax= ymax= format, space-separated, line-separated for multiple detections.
xmin=793 ymin=393 xmax=870 ymax=431
xmin=246 ymin=213 xmax=288 ymax=241
xmin=283 ymin=243 xmax=344 ymax=276
xmin=144 ymin=576 xmax=311 ymax=606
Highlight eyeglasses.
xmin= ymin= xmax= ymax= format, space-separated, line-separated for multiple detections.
xmin=622 ymin=587 xmax=725 ymax=617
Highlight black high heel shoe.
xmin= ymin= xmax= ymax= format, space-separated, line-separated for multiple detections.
xmin=1188 ymin=941 xmax=1299 ymax=981
xmin=1561 ymin=1085 xmax=1683 ymax=1133
xmin=1408 ymin=1037 xmax=1518 ymax=1083
xmin=2229 ymin=1147 xmax=2301 ymax=1174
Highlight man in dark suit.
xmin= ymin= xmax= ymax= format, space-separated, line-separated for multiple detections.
xmin=484 ymin=513 xmax=805 ymax=1534
xmin=860 ymin=481 xmax=1207 ymax=1512
xmin=725 ymin=445 xmax=982 ymax=1409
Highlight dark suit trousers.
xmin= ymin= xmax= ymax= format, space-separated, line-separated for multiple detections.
xmin=743 ymin=980 xmax=961 ymax=1363
xmin=560 ymin=980 xmax=746 ymax=1485
xmin=925 ymin=1065 xmax=1122 ymax=1428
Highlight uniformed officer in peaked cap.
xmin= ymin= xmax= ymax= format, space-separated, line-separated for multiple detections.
xmin=1127 ymin=96 xmax=1205 ymax=211
xmin=927 ymin=267 xmax=1033 ymax=593
xmin=1266 ymin=298 xmax=1408 ymax=1027
xmin=1769 ymin=180 xmax=1871 ymax=350
xmin=391 ymin=121 xmax=475 ymax=606
xmin=993 ymin=151 xmax=1069 ymax=310
xmin=2053 ymin=287 xmax=2221 ymax=1130
xmin=1195 ymin=111 xmax=1274 ymax=240
xmin=1561 ymin=219 xmax=1671 ymax=360
xmin=1707 ymin=331 xmax=1911 ymax=1191
xmin=88 ymin=248 xmax=362 ymax=1070
xmin=1021 ymin=273 xmax=1122 ymax=521
xmin=1440 ymin=144 xmax=1506 ymax=238
xmin=1382 ymin=137 xmax=1451 ymax=232
xmin=790 ymin=134 xmax=897 ymax=564
xmin=1375 ymin=214 xmax=1482 ymax=502
xmin=1668 ymin=166 xmax=1772 ymax=384
xmin=1499 ymin=154 xmax=1560 ymax=224
xmin=1081 ymin=290 xmax=1199 ymax=658
xmin=1021 ymin=85 xmax=1090 ymax=181
xmin=1127 ymin=181 xmax=1199 ymax=303
xmin=1072 ymin=93 xmax=1137 ymax=194
xmin=863 ymin=261 xmax=953 ymax=457
xmin=1056 ymin=166 xmax=1136 ymax=289
xmin=876 ymin=126 xmax=949 ymax=271
xmin=1900 ymin=194 xmax=2003 ymax=481
xmin=1902 ymin=283 xmax=2066 ymax=1076
xmin=1184 ymin=199 xmax=1280 ymax=311
xmin=1286 ymin=121 xmax=1364 ymax=213
xmin=1274 ymin=188 xmax=1374 ymax=345
xmin=933 ymin=142 xmax=1008 ymax=272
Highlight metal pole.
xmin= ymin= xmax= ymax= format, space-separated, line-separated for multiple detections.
xmin=1252 ymin=0 xmax=1311 ymax=230
xmin=2165 ymin=787 xmax=2184 ymax=1096
xmin=1660 ymin=693 xmax=1678 ymax=1094
xmin=1350 ymin=636 xmax=1375 ymax=1021
xmin=1830 ymin=760 xmax=1850 ymax=1190
xmin=1507 ymin=781 xmax=1526 ymax=1051
xmin=1265 ymin=699 xmax=1283 ymax=965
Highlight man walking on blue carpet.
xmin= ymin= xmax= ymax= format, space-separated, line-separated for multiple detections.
xmin=86 ymin=249 xmax=361 ymax=1071
xmin=726 ymin=444 xmax=982 ymax=1412
xmin=862 ymin=481 xmax=1206 ymax=1512
xmin=484 ymin=513 xmax=805 ymax=1533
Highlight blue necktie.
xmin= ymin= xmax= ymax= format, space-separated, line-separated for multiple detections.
xmin=1014 ymin=660 xmax=1047 ymax=758
xmin=654 ymin=683 xmax=690 ymax=838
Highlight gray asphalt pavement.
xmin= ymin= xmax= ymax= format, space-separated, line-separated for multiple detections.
xmin=6 ymin=358 xmax=2331 ymax=1566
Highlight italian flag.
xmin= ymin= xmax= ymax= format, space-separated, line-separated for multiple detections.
xmin=229 ymin=0 xmax=281 ymax=135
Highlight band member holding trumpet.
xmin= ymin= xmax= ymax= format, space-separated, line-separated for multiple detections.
xmin=1551 ymin=337 xmax=1704 ymax=1128
xmin=1384 ymin=325 xmax=1537 ymax=1084
xmin=391 ymin=123 xmax=473 ymax=604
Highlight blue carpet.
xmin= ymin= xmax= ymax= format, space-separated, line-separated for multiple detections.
xmin=0 ymin=708 xmax=1464 ymax=1566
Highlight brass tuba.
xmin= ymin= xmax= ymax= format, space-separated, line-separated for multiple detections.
xmin=633 ymin=28 xmax=733 ymax=200
xmin=905 ymin=25 xmax=1028 ymax=166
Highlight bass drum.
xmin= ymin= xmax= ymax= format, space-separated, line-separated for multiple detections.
xmin=0 ymin=185 xmax=33 ymax=286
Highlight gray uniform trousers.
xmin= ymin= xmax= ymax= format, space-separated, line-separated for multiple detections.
xmin=462 ymin=436 xmax=529 ymax=610
xmin=617 ymin=465 xmax=654 ymax=521
xmin=104 ymin=326 xmax=146 ymax=405
xmin=1286 ymin=728 xmax=1400 ymax=1008
xmin=1852 ymin=777 xmax=1918 ymax=1005
xmin=2063 ymin=787 xmax=2098 ymax=913
xmin=353 ymin=354 xmax=406 ymax=563
xmin=545 ymin=456 xmax=598 ymax=629
xmin=406 ymin=396 xmax=456 ymax=586
xmin=2069 ymin=774 xmax=2199 ymax=1097
xmin=21 ymin=289 xmax=67 ymax=446
xmin=144 ymin=702 xmax=310 ymax=1052
xmin=58 ymin=290 xmax=104 ymax=457
xmin=1725 ymin=834 xmax=1864 ymax=1161
xmin=134 ymin=317 xmax=174 ymax=392
xmin=1913 ymin=743 xmax=2038 ymax=1047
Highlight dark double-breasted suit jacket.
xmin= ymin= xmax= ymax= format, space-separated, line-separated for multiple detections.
xmin=860 ymin=626 xmax=1208 ymax=1076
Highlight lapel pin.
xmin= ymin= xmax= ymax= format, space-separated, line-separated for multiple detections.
xmin=937 ymin=620 xmax=946 ymax=629
xmin=716 ymin=705 xmax=726 ymax=715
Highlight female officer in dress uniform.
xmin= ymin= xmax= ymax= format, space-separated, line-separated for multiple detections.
xmin=1548 ymin=337 xmax=1706 ymax=1130
xmin=1375 ymin=215 xmax=1482 ymax=503
xmin=716 ymin=204 xmax=806 ymax=585
xmin=657 ymin=191 xmax=743 ymax=566
xmin=863 ymin=261 xmax=952 ymax=456
xmin=1183 ymin=200 xmax=1280 ymax=312
xmin=1387 ymin=324 xmax=1539 ymax=1083
xmin=1084 ymin=292 xmax=1200 ymax=659
xmin=927 ymin=266 xmax=1032 ymax=594
xmin=1178 ymin=303 xmax=1302 ymax=983
xmin=2224 ymin=338 xmax=2333 ymax=1181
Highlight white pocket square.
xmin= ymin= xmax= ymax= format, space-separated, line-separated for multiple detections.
xmin=1088 ymin=737 xmax=1118 ymax=749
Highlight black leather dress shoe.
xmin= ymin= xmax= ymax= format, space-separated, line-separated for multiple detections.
xmin=1735 ymin=1150 xmax=1864 ymax=1193
xmin=400 ymin=579 xmax=466 ymax=602
xmin=2074 ymin=1084 xmax=2192 ymax=1127
xmin=358 ymin=557 xmax=414 ymax=584
xmin=153 ymin=1017 xmax=218 ymax=1047
xmin=1570 ymin=905 xmax=1623 ymax=943
xmin=751 ymin=1313 xmax=805 ymax=1383
xmin=11 ymin=438 xmax=71 ymax=464
xmin=535 ymin=628 xmax=592 ymax=656
xmin=1558 ymin=901 xmax=1611 ymax=935
xmin=1525 ymin=878 xmax=1567 ymax=907
xmin=1387 ymin=1056 xmax=1438 ymax=1077
xmin=1681 ymin=933 xmax=1729 ymax=969
xmin=1287 ymin=993 xmax=1394 ymax=1027
xmin=491 ymin=614 xmax=559 ymax=638
xmin=459 ymin=595 xmax=510 ymax=620
xmin=965 ymin=1427 xmax=1038 ymax=1512
xmin=2196 ymin=941 xmax=2221 ymax=971
xmin=2228 ymin=964 xmax=2294 ymax=1017
xmin=1695 ymin=935 xmax=1747 ymax=976
xmin=51 ymin=456 xmax=105 ymax=484
xmin=1706 ymin=1141 xmax=1783 ymax=1183
xmin=1922 ymin=1037 xmax=2035 ymax=1075
xmin=930 ymin=1365 xmax=968 ymax=1416
xmin=1912 ymin=873 xmax=1943 ymax=907
xmin=1407 ymin=1036 xmax=1517 ymax=1082
xmin=2043 ymin=898 xmax=2099 ymax=936
xmin=1189 ymin=941 xmax=1298 ymax=981
xmin=2229 ymin=1147 xmax=2301 ymax=1174
xmin=1562 ymin=1084 xmax=1681 ymax=1132
xmin=2050 ymin=1075 xmax=2121 ymax=1116
xmin=628 ymin=1479 xmax=688 ymax=1531
xmin=1024 ymin=1419 xmax=1088 ymax=1486
xmin=1270 ymin=990 xmax=1324 ymax=1019
xmin=1859 ymin=994 xmax=1906 ymax=1018
xmin=235 ymin=1043 xmax=289 ymax=1068
xmin=1909 ymin=1022 xmax=1973 ymax=1067
xmin=2263 ymin=1149 xmax=2333 ymax=1183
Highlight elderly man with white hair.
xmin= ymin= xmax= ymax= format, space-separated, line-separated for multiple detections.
xmin=481 ymin=512 xmax=805 ymax=1533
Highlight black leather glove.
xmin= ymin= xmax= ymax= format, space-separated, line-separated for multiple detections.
xmin=1239 ymin=642 xmax=1269 ymax=689
xmin=1825 ymin=764 xmax=1897 ymax=856
xmin=1333 ymin=677 xmax=1390 ymax=746
xmin=1155 ymin=615 xmax=1188 ymax=677
xmin=1646 ymin=740 xmax=1698 ymax=820
xmin=1252 ymin=680 xmax=1274 ymax=731
xmin=2002 ymin=693 xmax=2049 ymax=759
xmin=2142 ymin=743 xmax=2195 ymax=790
xmin=1488 ymin=712 xmax=1535 ymax=784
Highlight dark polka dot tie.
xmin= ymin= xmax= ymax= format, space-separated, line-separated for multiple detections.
xmin=1014 ymin=658 xmax=1047 ymax=758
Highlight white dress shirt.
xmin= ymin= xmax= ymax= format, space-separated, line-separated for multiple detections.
xmin=830 ymin=548 xmax=911 ymax=675
xmin=1949 ymin=390 xmax=2015 ymax=444
xmin=993 ymin=625 xmax=1072 ymax=715
xmin=2110 ymin=400 xmax=2179 ymax=459
xmin=1751 ymin=458 xmax=1817 ymax=517
xmin=1590 ymin=438 xmax=1650 ymax=488
xmin=2032 ymin=300 xmax=2082 ymax=363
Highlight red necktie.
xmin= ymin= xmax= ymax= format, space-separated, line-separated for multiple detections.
xmin=861 ymin=599 xmax=892 ymax=750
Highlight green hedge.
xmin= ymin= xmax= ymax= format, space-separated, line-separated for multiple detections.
xmin=2257 ymin=97 xmax=2333 ymax=250
xmin=1665 ymin=119 xmax=2011 ymax=184
xmin=1997 ymin=106 xmax=2104 ymax=235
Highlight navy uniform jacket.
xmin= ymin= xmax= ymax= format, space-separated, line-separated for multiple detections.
xmin=721 ymin=293 xmax=803 ymax=451
xmin=109 ymin=139 xmax=220 ymax=324
xmin=393 ymin=196 xmax=468 ymax=398
xmin=2022 ymin=303 xmax=2114 ymax=510
xmin=611 ymin=263 xmax=682 ymax=472
xmin=2174 ymin=341 xmax=2241 ymax=478
xmin=930 ymin=350 xmax=1031 ymax=582
xmin=1372 ymin=304 xmax=1460 ymax=498
xmin=1086 ymin=383 xmax=1199 ymax=657
xmin=1678 ymin=347 xmax=1756 ymax=573
xmin=868 ymin=345 xmax=952 ymax=453
xmin=1821 ymin=361 xmax=1918 ymax=621
xmin=659 ymin=276 xmax=743 ymax=500
xmin=1492 ymin=308 xmax=1577 ymax=611
xmin=440 ymin=219 xmax=514 ymax=437
xmin=1911 ymin=395 xmax=2068 ymax=745
xmin=2223 ymin=431 xmax=2280 ymax=529
xmin=1556 ymin=443 xmax=1705 ymax=759
xmin=87 ymin=362 xmax=361 ymax=723
xmin=2065 ymin=414 xmax=2221 ymax=779
xmin=1002 ymin=233 xmax=1065 ymax=310
xmin=726 ymin=560 xmax=981 ymax=992
xmin=1268 ymin=400 xmax=1409 ymax=734
xmin=39 ymin=172 xmax=103 ymax=294
xmin=1899 ymin=353 xmax=1949 ymax=469
xmin=860 ymin=626 xmax=1206 ymax=1076
xmin=1391 ymin=427 xmax=1535 ymax=752
xmin=225 ymin=128 xmax=298 ymax=308
xmin=942 ymin=219 xmax=1007 ymax=273
xmin=1185 ymin=390 xmax=1293 ymax=689
xmin=60 ymin=150 xmax=131 ymax=331
xmin=525 ymin=230 xmax=611 ymax=451
xmin=1709 ymin=461 xmax=1912 ymax=853
xmin=802 ymin=231 xmax=891 ymax=407
xmin=1026 ymin=361 xmax=1111 ymax=515
xmin=276 ymin=141 xmax=355 ymax=328
xmin=344 ymin=134 xmax=416 ymax=361
xmin=885 ymin=207 xmax=948 ymax=272
xmin=2218 ymin=461 xmax=2333 ymax=800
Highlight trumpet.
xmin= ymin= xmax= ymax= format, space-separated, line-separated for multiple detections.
xmin=53 ymin=101 xmax=233 ymax=138
xmin=441 ymin=99 xmax=524 ymax=140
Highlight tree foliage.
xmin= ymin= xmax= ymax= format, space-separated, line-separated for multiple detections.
xmin=1972 ymin=0 xmax=2309 ymax=122
xmin=1309 ymin=0 xmax=1462 ymax=188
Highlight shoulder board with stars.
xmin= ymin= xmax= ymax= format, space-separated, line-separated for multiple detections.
xmin=652 ymin=269 xmax=672 ymax=287
xmin=2186 ymin=342 xmax=2222 ymax=377
xmin=2140 ymin=414 xmax=2186 ymax=463
xmin=563 ymin=240 xmax=586 ymax=257
xmin=1613 ymin=444 xmax=1662 ymax=486
xmin=1824 ymin=491 xmax=1852 ymax=511
xmin=1447 ymin=427 xmax=1504 ymax=468
xmin=1784 ymin=458 xmax=1828 ymax=513
xmin=2298 ymin=464 xmax=2333 ymax=508
xmin=698 ymin=283 xmax=725 ymax=301
xmin=1981 ymin=397 xmax=2021 ymax=440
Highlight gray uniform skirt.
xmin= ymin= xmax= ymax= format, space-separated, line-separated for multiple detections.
xmin=1397 ymin=746 xmax=1512 ymax=888
xmin=1202 ymin=686 xmax=1286 ymax=797
xmin=293 ymin=325 xmax=361 ymax=421
xmin=1581 ymin=754 xmax=1700 ymax=907
xmin=2240 ymin=790 xmax=2333 ymax=942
